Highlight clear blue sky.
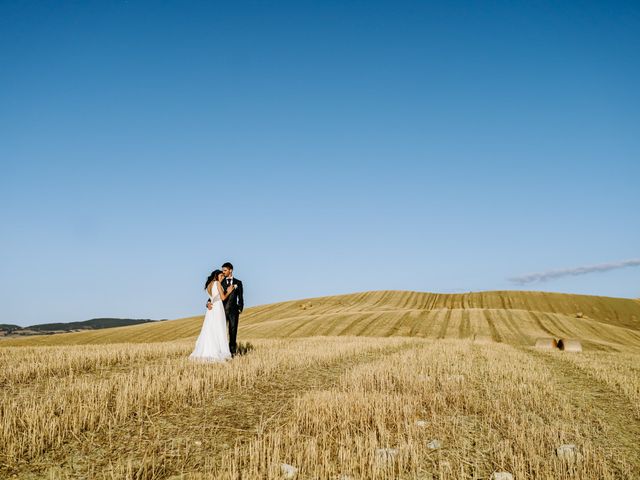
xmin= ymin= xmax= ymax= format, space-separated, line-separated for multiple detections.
xmin=1 ymin=1 xmax=639 ymax=326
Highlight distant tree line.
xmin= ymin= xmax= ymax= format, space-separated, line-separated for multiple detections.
xmin=0 ymin=318 xmax=166 ymax=335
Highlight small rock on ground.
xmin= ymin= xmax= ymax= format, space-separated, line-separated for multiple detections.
xmin=491 ymin=472 xmax=514 ymax=480
xmin=427 ymin=439 xmax=442 ymax=450
xmin=375 ymin=447 xmax=399 ymax=462
xmin=280 ymin=463 xmax=298 ymax=478
xmin=556 ymin=444 xmax=583 ymax=464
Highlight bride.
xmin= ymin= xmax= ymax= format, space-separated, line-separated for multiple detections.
xmin=189 ymin=269 xmax=235 ymax=362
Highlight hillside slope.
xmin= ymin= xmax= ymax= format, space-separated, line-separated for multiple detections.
xmin=2 ymin=290 xmax=639 ymax=350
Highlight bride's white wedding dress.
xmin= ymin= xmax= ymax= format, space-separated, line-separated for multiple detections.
xmin=189 ymin=281 xmax=232 ymax=362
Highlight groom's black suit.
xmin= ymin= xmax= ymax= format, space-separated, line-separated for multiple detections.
xmin=222 ymin=277 xmax=244 ymax=355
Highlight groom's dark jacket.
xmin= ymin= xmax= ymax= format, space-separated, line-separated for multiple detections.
xmin=221 ymin=277 xmax=244 ymax=315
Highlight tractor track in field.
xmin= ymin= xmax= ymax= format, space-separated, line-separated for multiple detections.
xmin=484 ymin=312 xmax=502 ymax=343
xmin=436 ymin=308 xmax=452 ymax=339
xmin=459 ymin=310 xmax=471 ymax=339
xmin=523 ymin=348 xmax=640 ymax=478
xmin=531 ymin=311 xmax=556 ymax=337
xmin=12 ymin=339 xmax=422 ymax=479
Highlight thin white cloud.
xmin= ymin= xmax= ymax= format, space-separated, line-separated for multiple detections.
xmin=509 ymin=259 xmax=640 ymax=285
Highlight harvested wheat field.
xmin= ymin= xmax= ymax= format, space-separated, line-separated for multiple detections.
xmin=1 ymin=290 xmax=640 ymax=479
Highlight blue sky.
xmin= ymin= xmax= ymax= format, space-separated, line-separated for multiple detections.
xmin=1 ymin=1 xmax=639 ymax=326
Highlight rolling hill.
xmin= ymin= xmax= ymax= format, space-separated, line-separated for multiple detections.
xmin=2 ymin=290 xmax=639 ymax=351
xmin=3 ymin=290 xmax=640 ymax=478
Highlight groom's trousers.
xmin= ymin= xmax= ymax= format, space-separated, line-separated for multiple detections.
xmin=226 ymin=311 xmax=239 ymax=355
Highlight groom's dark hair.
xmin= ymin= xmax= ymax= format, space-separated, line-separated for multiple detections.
xmin=222 ymin=262 xmax=234 ymax=270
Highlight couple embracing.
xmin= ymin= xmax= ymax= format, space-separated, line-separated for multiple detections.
xmin=189 ymin=262 xmax=244 ymax=362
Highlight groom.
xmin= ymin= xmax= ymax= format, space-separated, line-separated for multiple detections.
xmin=207 ymin=262 xmax=244 ymax=356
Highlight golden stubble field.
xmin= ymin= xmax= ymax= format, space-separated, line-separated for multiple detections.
xmin=2 ymin=338 xmax=640 ymax=479
xmin=2 ymin=291 xmax=640 ymax=479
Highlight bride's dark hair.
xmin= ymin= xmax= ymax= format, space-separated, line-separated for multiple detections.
xmin=205 ymin=269 xmax=223 ymax=290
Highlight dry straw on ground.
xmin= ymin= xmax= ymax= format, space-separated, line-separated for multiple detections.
xmin=1 ymin=290 xmax=640 ymax=479
xmin=1 ymin=337 xmax=639 ymax=479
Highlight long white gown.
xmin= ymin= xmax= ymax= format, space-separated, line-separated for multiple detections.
xmin=189 ymin=281 xmax=232 ymax=362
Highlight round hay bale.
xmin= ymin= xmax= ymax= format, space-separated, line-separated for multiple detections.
xmin=535 ymin=337 xmax=558 ymax=349
xmin=558 ymin=338 xmax=582 ymax=352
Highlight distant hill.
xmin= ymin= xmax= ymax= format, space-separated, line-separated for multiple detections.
xmin=2 ymin=290 xmax=639 ymax=351
xmin=0 ymin=324 xmax=22 ymax=331
xmin=0 ymin=318 xmax=163 ymax=338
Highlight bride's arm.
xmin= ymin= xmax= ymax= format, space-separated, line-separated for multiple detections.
xmin=217 ymin=281 xmax=235 ymax=301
